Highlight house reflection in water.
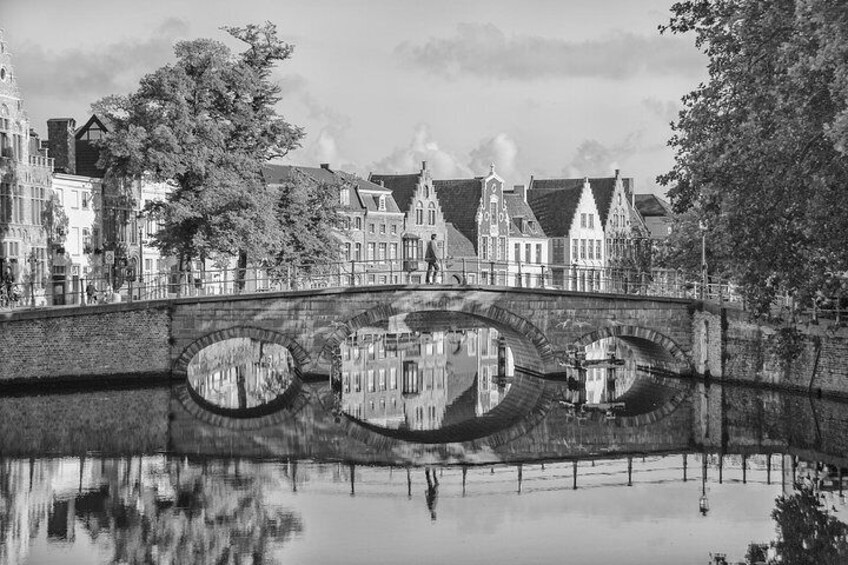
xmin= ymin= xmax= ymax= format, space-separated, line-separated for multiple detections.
xmin=337 ymin=327 xmax=514 ymax=430
xmin=187 ymin=338 xmax=297 ymax=410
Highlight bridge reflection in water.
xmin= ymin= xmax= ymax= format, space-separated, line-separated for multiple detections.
xmin=1 ymin=323 xmax=846 ymax=563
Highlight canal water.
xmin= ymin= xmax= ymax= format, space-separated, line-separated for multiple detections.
xmin=1 ymin=318 xmax=846 ymax=564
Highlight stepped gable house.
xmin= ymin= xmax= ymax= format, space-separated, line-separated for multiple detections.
xmin=526 ymin=176 xmax=605 ymax=291
xmin=0 ymin=31 xmax=54 ymax=304
xmin=369 ymin=160 xmax=447 ymax=283
xmin=434 ymin=164 xmax=510 ymax=285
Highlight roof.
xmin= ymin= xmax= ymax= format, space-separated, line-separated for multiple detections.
xmin=434 ymin=179 xmax=482 ymax=248
xmin=634 ymin=193 xmax=672 ymax=217
xmin=446 ymin=222 xmax=477 ymax=259
xmin=526 ymin=185 xmax=583 ymax=238
xmin=337 ymin=171 xmax=401 ymax=214
xmin=531 ymin=176 xmax=634 ymax=228
xmin=262 ymin=164 xmax=367 ymax=212
xmin=504 ymin=193 xmax=546 ymax=238
xmin=74 ymin=114 xmax=112 ymax=138
xmin=368 ymin=173 xmax=420 ymax=213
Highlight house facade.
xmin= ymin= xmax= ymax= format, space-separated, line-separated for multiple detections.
xmin=0 ymin=32 xmax=54 ymax=305
xmin=527 ymin=177 xmax=605 ymax=291
xmin=370 ymin=160 xmax=448 ymax=284
xmin=434 ymin=165 xmax=510 ymax=285
xmin=504 ymin=185 xmax=547 ymax=288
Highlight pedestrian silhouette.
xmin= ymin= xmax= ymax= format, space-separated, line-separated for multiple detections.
xmin=425 ymin=234 xmax=439 ymax=284
xmin=425 ymin=467 xmax=439 ymax=521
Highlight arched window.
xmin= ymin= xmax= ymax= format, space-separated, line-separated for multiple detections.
xmin=427 ymin=202 xmax=436 ymax=225
xmin=415 ymin=201 xmax=424 ymax=225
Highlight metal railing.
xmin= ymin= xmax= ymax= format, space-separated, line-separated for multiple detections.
xmin=1 ymin=258 xmax=745 ymax=310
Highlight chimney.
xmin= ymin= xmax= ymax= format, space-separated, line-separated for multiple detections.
xmin=513 ymin=184 xmax=527 ymax=203
xmin=320 ymin=163 xmax=330 ymax=170
xmin=615 ymin=168 xmax=620 ymax=178
xmin=421 ymin=160 xmax=427 ymax=172
xmin=47 ymin=118 xmax=76 ymax=174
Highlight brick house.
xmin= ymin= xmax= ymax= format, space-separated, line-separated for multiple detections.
xmin=504 ymin=185 xmax=547 ymax=288
xmin=434 ymin=165 xmax=510 ymax=285
xmin=370 ymin=160 xmax=448 ymax=284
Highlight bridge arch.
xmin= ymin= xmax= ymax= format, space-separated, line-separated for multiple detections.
xmin=172 ymin=325 xmax=311 ymax=377
xmin=318 ymin=300 xmax=557 ymax=375
xmin=573 ymin=325 xmax=692 ymax=371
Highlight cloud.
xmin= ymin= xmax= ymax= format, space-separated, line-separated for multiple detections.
xmin=641 ymin=97 xmax=681 ymax=124
xmin=396 ymin=23 xmax=704 ymax=81
xmin=562 ymin=132 xmax=660 ymax=178
xmin=468 ymin=132 xmax=520 ymax=181
xmin=14 ymin=18 xmax=189 ymax=103
xmin=370 ymin=124 xmax=472 ymax=178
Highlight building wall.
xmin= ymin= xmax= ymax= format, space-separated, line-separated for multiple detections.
xmin=0 ymin=32 xmax=54 ymax=305
xmin=478 ymin=173 xmax=511 ymax=284
xmin=402 ymin=171 xmax=447 ymax=283
xmin=565 ymin=182 xmax=605 ymax=291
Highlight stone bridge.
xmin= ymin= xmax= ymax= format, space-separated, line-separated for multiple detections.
xmin=0 ymin=284 xmax=697 ymax=383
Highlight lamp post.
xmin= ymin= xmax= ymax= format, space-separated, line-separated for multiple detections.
xmin=27 ymin=251 xmax=37 ymax=307
xmin=699 ymin=220 xmax=708 ymax=300
xmin=136 ymin=211 xmax=145 ymax=298
xmin=700 ymin=453 xmax=710 ymax=516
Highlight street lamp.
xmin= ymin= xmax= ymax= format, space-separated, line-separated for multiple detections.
xmin=136 ymin=211 xmax=145 ymax=296
xmin=699 ymin=220 xmax=708 ymax=300
xmin=700 ymin=453 xmax=710 ymax=516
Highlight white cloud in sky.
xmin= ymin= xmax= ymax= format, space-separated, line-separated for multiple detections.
xmin=468 ymin=132 xmax=521 ymax=181
xmin=396 ymin=23 xmax=704 ymax=81
xmin=369 ymin=124 xmax=472 ymax=178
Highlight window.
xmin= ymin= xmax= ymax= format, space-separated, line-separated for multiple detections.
xmin=391 ymin=224 xmax=397 ymax=234
xmin=354 ymin=243 xmax=362 ymax=260
xmin=571 ymin=239 xmax=578 ymax=262
xmin=390 ymin=367 xmax=397 ymax=389
xmin=379 ymin=369 xmax=386 ymax=390
xmin=378 ymin=242 xmax=386 ymax=260
xmin=367 ymin=242 xmax=375 ymax=260
xmin=369 ymin=223 xmax=375 ymax=234
xmin=552 ymin=239 xmax=565 ymax=264
xmin=588 ymin=239 xmax=594 ymax=260
xmin=428 ymin=202 xmax=436 ymax=225
xmin=596 ymin=239 xmax=602 ymax=261
xmin=340 ymin=187 xmax=350 ymax=206
xmin=71 ymin=190 xmax=80 ymax=209
xmin=580 ymin=239 xmax=586 ymax=259
xmin=481 ymin=237 xmax=488 ymax=260
xmin=536 ymin=244 xmax=542 ymax=264
xmin=588 ymin=214 xmax=594 ymax=228
xmin=81 ymin=191 xmax=89 ymax=209
xmin=31 ymin=186 xmax=45 ymax=226
xmin=380 ymin=223 xmax=386 ymax=234
xmin=580 ymin=213 xmax=586 ymax=228
xmin=355 ymin=217 xmax=362 ymax=230
xmin=367 ymin=370 xmax=375 ymax=392
xmin=514 ymin=243 xmax=521 ymax=262
xmin=490 ymin=201 xmax=497 ymax=225
xmin=378 ymin=195 xmax=386 ymax=211
xmin=390 ymin=243 xmax=398 ymax=260
xmin=525 ymin=243 xmax=531 ymax=263
xmin=83 ymin=228 xmax=91 ymax=252
xmin=415 ymin=202 xmax=423 ymax=225
xmin=345 ymin=242 xmax=351 ymax=260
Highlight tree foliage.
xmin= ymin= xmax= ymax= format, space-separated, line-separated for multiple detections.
xmin=660 ymin=0 xmax=848 ymax=312
xmin=94 ymin=22 xmax=306 ymax=267
xmin=770 ymin=487 xmax=848 ymax=564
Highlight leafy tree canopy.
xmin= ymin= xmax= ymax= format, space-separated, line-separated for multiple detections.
xmin=660 ymin=0 xmax=848 ymax=312
xmin=94 ymin=22 xmax=307 ymax=266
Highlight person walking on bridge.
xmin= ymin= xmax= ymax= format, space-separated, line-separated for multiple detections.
xmin=425 ymin=234 xmax=440 ymax=284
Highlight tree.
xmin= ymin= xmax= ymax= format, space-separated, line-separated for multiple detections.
xmin=95 ymin=22 xmax=306 ymax=280
xmin=770 ymin=487 xmax=848 ymax=564
xmin=659 ymin=0 xmax=848 ymax=313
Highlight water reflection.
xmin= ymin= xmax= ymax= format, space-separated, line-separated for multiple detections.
xmin=2 ymin=453 xmax=845 ymax=565
xmin=334 ymin=327 xmax=513 ymax=430
xmin=187 ymin=338 xmax=297 ymax=412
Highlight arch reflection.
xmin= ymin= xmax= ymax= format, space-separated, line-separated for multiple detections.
xmin=187 ymin=337 xmax=299 ymax=416
xmin=334 ymin=326 xmax=514 ymax=431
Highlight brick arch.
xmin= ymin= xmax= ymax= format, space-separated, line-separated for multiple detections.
xmin=572 ymin=325 xmax=692 ymax=369
xmin=172 ymin=325 xmax=311 ymax=377
xmin=318 ymin=301 xmax=557 ymax=374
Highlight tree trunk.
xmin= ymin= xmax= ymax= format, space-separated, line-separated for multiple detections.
xmin=236 ymin=249 xmax=248 ymax=292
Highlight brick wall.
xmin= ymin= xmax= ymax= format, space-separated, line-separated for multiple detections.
xmin=720 ymin=308 xmax=848 ymax=397
xmin=0 ymin=302 xmax=172 ymax=382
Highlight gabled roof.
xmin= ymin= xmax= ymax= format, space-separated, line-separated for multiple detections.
xmin=434 ymin=179 xmax=482 ymax=248
xmin=336 ymin=171 xmax=401 ymax=214
xmin=526 ymin=185 xmax=583 ymax=238
xmin=262 ymin=164 xmax=367 ymax=212
xmin=634 ymin=193 xmax=672 ymax=217
xmin=504 ymin=193 xmax=546 ymax=238
xmin=531 ymin=175 xmax=633 ymax=228
xmin=446 ymin=222 xmax=477 ymax=259
xmin=74 ymin=114 xmax=112 ymax=138
xmin=368 ymin=173 xmax=420 ymax=213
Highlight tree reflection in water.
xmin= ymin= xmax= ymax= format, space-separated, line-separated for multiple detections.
xmin=0 ymin=458 xmax=303 ymax=564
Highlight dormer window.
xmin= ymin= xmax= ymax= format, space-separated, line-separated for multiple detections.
xmin=340 ymin=187 xmax=350 ymax=206
xmin=527 ymin=220 xmax=535 ymax=232
xmin=378 ymin=195 xmax=386 ymax=211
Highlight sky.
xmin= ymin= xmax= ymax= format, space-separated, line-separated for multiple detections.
xmin=1 ymin=0 xmax=706 ymax=196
